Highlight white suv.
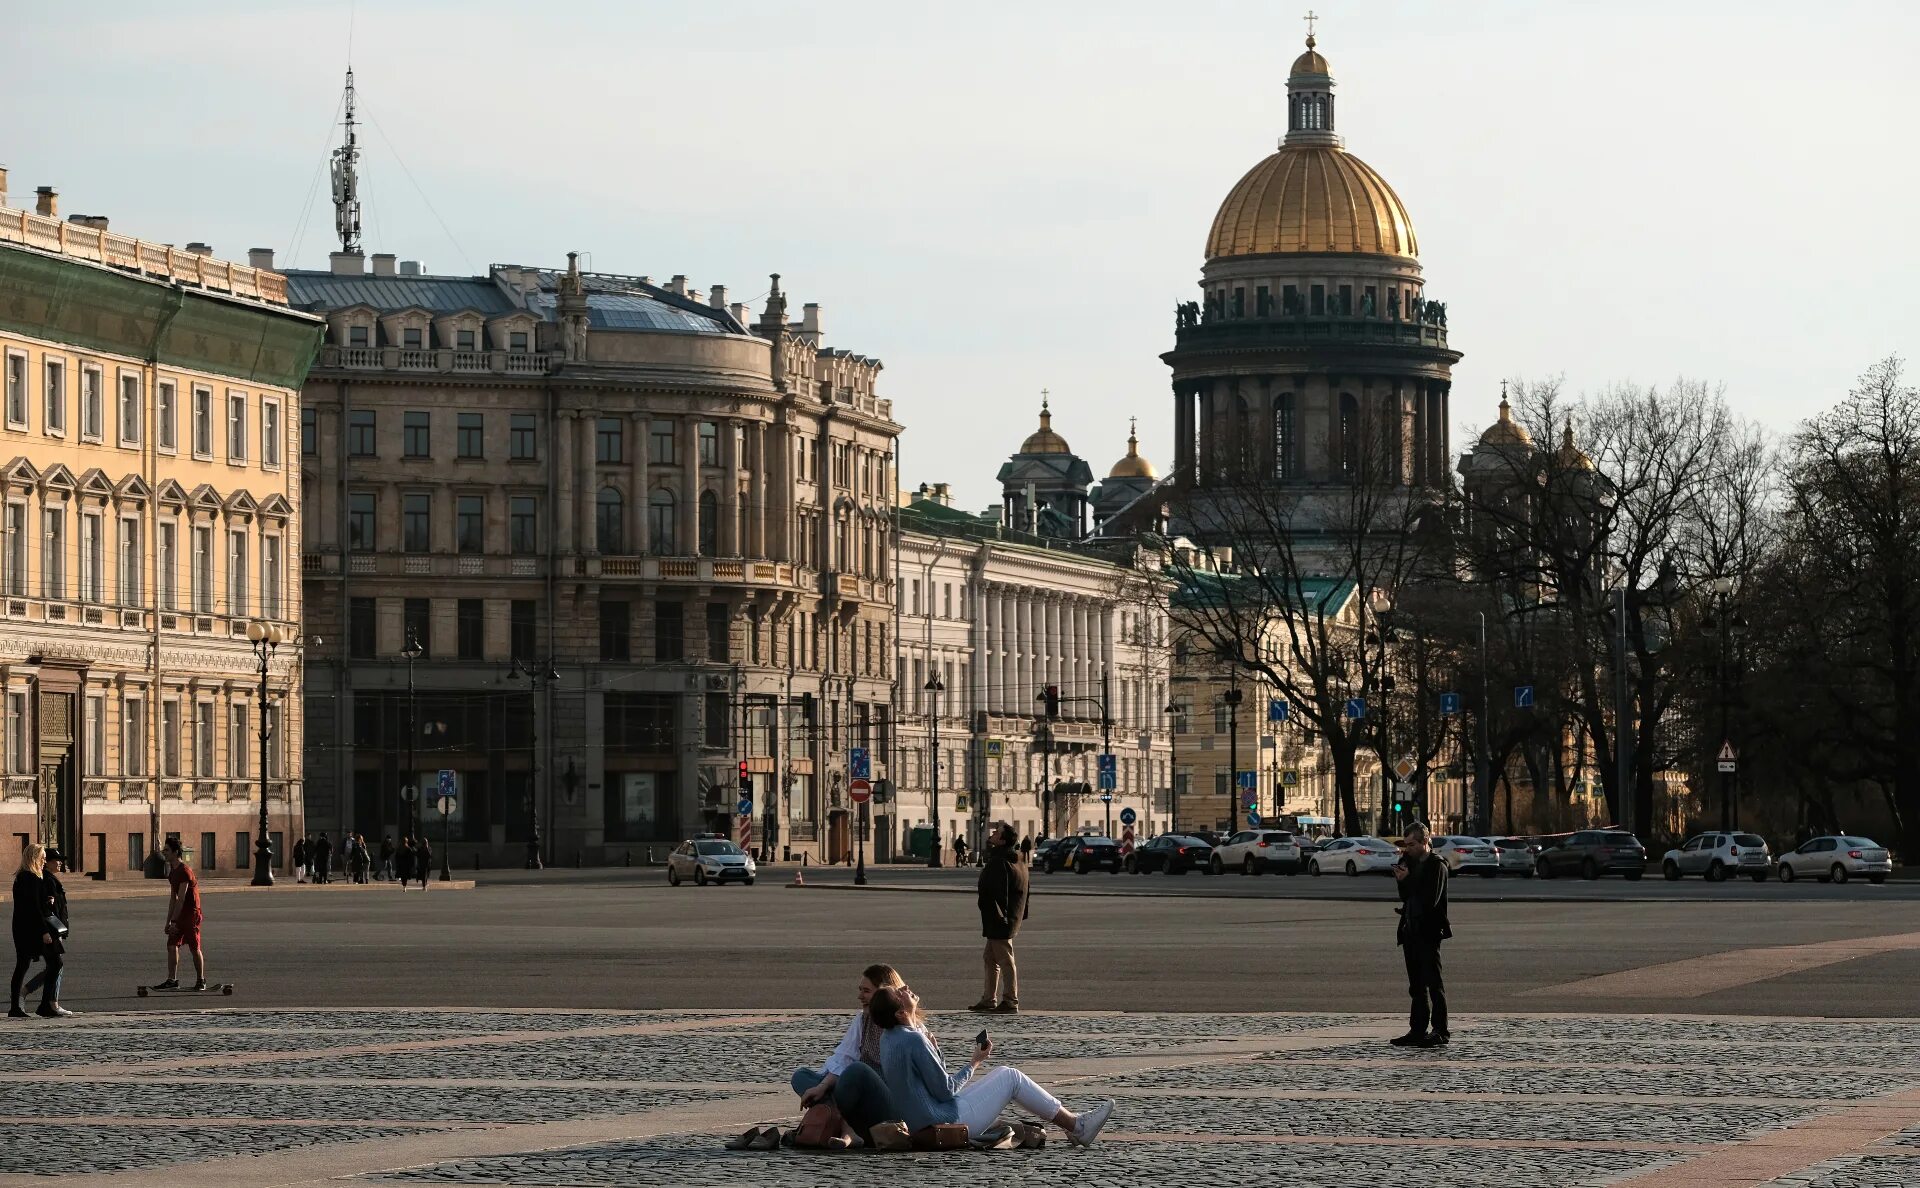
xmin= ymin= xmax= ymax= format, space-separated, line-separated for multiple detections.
xmin=1211 ymin=830 xmax=1302 ymax=875
xmin=1661 ymin=832 xmax=1771 ymax=883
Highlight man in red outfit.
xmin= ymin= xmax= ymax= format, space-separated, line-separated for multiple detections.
xmin=154 ymin=838 xmax=206 ymax=991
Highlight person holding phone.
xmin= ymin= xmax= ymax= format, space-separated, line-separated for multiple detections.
xmin=870 ymin=986 xmax=1114 ymax=1145
xmin=970 ymin=822 xmax=1028 ymax=1014
xmin=1391 ymin=823 xmax=1451 ymax=1047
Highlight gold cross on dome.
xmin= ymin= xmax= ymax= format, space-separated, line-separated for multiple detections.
xmin=1303 ymin=9 xmax=1318 ymax=39
xmin=1041 ymin=387 xmax=1050 ymax=412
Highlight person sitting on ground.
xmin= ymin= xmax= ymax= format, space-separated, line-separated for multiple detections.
xmin=871 ymin=985 xmax=1113 ymax=1146
xmin=790 ymin=964 xmax=905 ymax=1145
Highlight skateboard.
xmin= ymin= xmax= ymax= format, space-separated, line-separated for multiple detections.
xmin=136 ymin=983 xmax=234 ymax=997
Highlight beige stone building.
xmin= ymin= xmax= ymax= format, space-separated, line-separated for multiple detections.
xmin=0 ymin=175 xmax=322 ymax=879
xmin=287 ymin=250 xmax=898 ymax=866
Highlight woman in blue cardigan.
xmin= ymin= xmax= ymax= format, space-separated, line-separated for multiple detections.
xmin=871 ymin=986 xmax=1114 ymax=1146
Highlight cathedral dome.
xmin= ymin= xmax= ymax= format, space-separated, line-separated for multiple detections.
xmin=1479 ymin=393 xmax=1533 ymax=448
xmin=1019 ymin=398 xmax=1072 ymax=455
xmin=1107 ymin=420 xmax=1157 ymax=479
xmin=1290 ymin=35 xmax=1329 ymax=76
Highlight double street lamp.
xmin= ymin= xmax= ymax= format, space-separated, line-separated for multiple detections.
xmin=245 ymin=621 xmax=286 ymax=887
xmin=925 ymin=673 xmax=945 ymax=868
xmin=507 ymin=656 xmax=560 ymax=869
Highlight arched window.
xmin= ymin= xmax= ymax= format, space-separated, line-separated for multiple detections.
xmin=1339 ymin=393 xmax=1359 ymax=478
xmin=595 ymin=486 xmax=624 ymax=554
xmin=698 ymin=489 xmax=718 ymax=556
xmin=648 ymin=489 xmax=676 ymax=555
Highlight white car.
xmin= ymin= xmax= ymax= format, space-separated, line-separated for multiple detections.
xmin=1211 ymin=830 xmax=1303 ymax=875
xmin=1486 ymin=837 xmax=1539 ymax=877
xmin=1776 ymin=835 xmax=1892 ymax=885
xmin=1307 ymin=836 xmax=1400 ymax=876
xmin=1661 ymin=832 xmax=1771 ymax=883
xmin=666 ymin=837 xmax=757 ymax=886
xmin=1433 ymin=835 xmax=1500 ymax=877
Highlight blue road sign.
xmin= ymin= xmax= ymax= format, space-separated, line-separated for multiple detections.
xmin=1120 ymin=807 xmax=1137 ymax=826
xmin=1237 ymin=770 xmax=1256 ymax=790
xmin=1346 ymin=697 xmax=1367 ymax=719
xmin=1514 ymin=685 xmax=1535 ymax=709
xmin=1268 ymin=699 xmax=1289 ymax=723
xmin=1439 ymin=693 xmax=1461 ymax=715
xmin=850 ymin=747 xmax=870 ymax=779
xmin=1097 ymin=753 xmax=1117 ymax=790
xmin=736 ymin=796 xmax=752 ymax=817
xmin=1247 ymin=811 xmax=1262 ymax=828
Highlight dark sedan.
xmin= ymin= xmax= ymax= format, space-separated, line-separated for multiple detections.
xmin=1125 ymin=834 xmax=1215 ymax=875
xmin=1535 ymin=829 xmax=1647 ymax=880
xmin=1044 ymin=835 xmax=1122 ymax=874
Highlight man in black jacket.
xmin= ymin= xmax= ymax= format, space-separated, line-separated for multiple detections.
xmin=971 ymin=822 xmax=1029 ymax=1014
xmin=1392 ymin=823 xmax=1451 ymax=1048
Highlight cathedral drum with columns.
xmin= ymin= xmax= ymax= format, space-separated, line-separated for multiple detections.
xmin=1164 ymin=32 xmax=1462 ymax=507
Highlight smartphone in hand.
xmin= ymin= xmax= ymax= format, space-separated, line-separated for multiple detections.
xmin=975 ymin=1028 xmax=989 ymax=1047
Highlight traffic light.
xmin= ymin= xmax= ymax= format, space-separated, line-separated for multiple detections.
xmin=1043 ymin=685 xmax=1060 ymax=718
xmin=738 ymin=761 xmax=752 ymax=792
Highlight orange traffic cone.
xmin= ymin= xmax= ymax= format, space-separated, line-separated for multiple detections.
xmin=789 ymin=865 xmax=806 ymax=888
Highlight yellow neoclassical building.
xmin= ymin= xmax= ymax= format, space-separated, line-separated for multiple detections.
xmin=0 ymin=174 xmax=322 ymax=880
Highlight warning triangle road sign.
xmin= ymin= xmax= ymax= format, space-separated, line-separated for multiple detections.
xmin=1717 ymin=740 xmax=1737 ymax=762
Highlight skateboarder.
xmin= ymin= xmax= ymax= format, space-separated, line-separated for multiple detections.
xmin=152 ymin=838 xmax=207 ymax=992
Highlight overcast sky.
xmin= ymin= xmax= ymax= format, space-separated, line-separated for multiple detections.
xmin=9 ymin=1 xmax=1914 ymax=510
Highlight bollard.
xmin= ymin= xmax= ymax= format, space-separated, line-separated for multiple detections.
xmin=647 ymin=845 xmax=655 ymax=865
xmin=624 ymin=849 xmax=631 ymax=867
xmin=802 ymin=853 xmax=810 ymax=868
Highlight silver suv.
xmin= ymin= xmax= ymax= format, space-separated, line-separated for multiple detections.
xmin=1211 ymin=830 xmax=1302 ymax=875
xmin=1661 ymin=832 xmax=1771 ymax=883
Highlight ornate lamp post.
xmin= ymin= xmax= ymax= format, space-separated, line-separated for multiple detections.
xmin=507 ymin=656 xmax=560 ymax=869
xmin=925 ymin=673 xmax=944 ymax=868
xmin=400 ymin=629 xmax=423 ymax=842
xmin=245 ymin=621 xmax=285 ymax=886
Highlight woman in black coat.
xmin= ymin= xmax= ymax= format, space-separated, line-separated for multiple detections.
xmin=10 ymin=842 xmax=69 ymax=1018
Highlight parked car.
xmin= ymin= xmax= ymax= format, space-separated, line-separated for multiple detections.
xmin=1307 ymin=836 xmax=1400 ymax=876
xmin=1776 ymin=836 xmax=1892 ymax=884
xmin=1662 ymin=832 xmax=1772 ymax=882
xmin=1486 ymin=836 xmax=1540 ymax=877
xmin=1126 ymin=834 xmax=1214 ymax=875
xmin=1211 ymin=830 xmax=1303 ymax=875
xmin=1535 ymin=830 xmax=1646 ymax=880
xmin=666 ymin=837 xmax=756 ymax=886
xmin=1051 ymin=835 xmax=1123 ymax=874
xmin=1432 ymin=835 xmax=1500 ymax=877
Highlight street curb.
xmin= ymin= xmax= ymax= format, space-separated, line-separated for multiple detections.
xmin=788 ymin=883 xmax=1698 ymax=905
xmin=2 ymin=879 xmax=478 ymax=904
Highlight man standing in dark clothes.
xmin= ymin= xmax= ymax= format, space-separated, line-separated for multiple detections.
xmin=313 ymin=832 xmax=333 ymax=885
xmin=1391 ymin=823 xmax=1451 ymax=1048
xmin=970 ymin=822 xmax=1029 ymax=1014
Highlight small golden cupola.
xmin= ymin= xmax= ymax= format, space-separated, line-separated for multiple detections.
xmin=1556 ymin=421 xmax=1595 ymax=470
xmin=1478 ymin=383 xmax=1534 ymax=449
xmin=1108 ymin=418 xmax=1158 ymax=480
xmin=1019 ymin=393 xmax=1073 ymax=455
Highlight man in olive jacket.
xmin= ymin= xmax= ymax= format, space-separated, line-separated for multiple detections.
xmin=1392 ymin=823 xmax=1452 ymax=1048
xmin=971 ymin=822 xmax=1029 ymax=1014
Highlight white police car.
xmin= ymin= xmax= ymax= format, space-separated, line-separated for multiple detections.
xmin=667 ymin=837 xmax=757 ymax=886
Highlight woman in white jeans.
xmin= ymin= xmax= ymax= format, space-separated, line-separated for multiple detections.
xmin=871 ymin=986 xmax=1115 ymax=1145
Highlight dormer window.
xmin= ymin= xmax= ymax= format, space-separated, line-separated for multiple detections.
xmin=403 ymin=327 xmax=424 ymax=349
xmin=457 ymin=329 xmax=476 ymax=350
xmin=348 ymin=325 xmax=370 ymax=348
xmin=509 ymin=331 xmax=529 ymax=351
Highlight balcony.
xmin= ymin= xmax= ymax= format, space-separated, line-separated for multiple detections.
xmin=317 ymin=345 xmax=554 ymax=376
xmin=1173 ymin=311 xmax=1451 ymax=354
xmin=304 ymin=550 xmax=547 ymax=580
xmin=0 ymin=208 xmax=289 ymax=304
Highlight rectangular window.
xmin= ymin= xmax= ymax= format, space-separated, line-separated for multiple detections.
xmin=195 ymin=701 xmax=214 ymax=776
xmin=596 ymin=417 xmax=624 ymax=463
xmin=402 ymin=492 xmax=431 ymax=553
xmin=229 ymin=703 xmax=247 ymax=778
xmin=600 ymin=599 xmax=631 ymax=661
xmin=655 ymin=601 xmax=684 ymax=662
xmin=347 ymin=410 xmax=375 ymax=457
xmin=42 ymin=508 xmax=65 ymax=600
xmin=456 ymin=328 xmax=477 ymax=350
xmin=403 ymin=410 xmax=431 ymax=458
xmin=192 ymin=388 xmax=213 ymax=456
xmin=262 ymin=399 xmax=281 ymax=467
xmin=227 ymin=393 xmax=247 ymax=461
xmin=457 ymin=598 xmax=484 ymax=660
xmin=510 ymin=600 xmax=536 ymax=659
xmin=509 ymin=413 xmax=537 ymax=460
xmin=81 ymin=366 xmax=104 ymax=440
xmin=648 ymin=420 xmax=677 ymax=465
xmin=706 ymin=602 xmax=729 ymax=663
xmin=348 ymin=597 xmax=376 ymax=659
xmin=509 ymin=330 xmax=529 ymax=351
xmin=79 ymin=513 xmax=103 ymax=603
xmin=129 ymin=834 xmax=145 ymax=872
xmin=698 ymin=422 xmax=718 ymax=466
xmin=1310 ymin=284 xmax=1326 ymax=315
xmin=43 ymin=359 xmax=64 ymax=433
xmin=191 ymin=525 xmax=213 ymax=612
xmin=347 ymin=493 xmax=376 ymax=552
xmin=201 ymin=832 xmax=216 ymax=872
xmin=301 ymin=406 xmax=317 ymax=456
xmin=348 ymin=324 xmax=370 ymax=348
xmin=124 ymin=695 xmax=146 ymax=777
xmin=162 ymin=701 xmax=181 ymax=778
xmin=157 ymin=520 xmax=176 ymax=609
xmin=117 ymin=516 xmax=141 ymax=605
xmin=456 ymin=495 xmax=484 ymax=553
xmin=5 ymin=692 xmax=26 ymax=774
xmin=2 ymin=502 xmax=25 ymax=597
xmin=118 ymin=372 xmax=142 ymax=445
xmin=227 ymin=530 xmax=248 ymax=616
xmin=509 ymin=496 xmax=537 ymax=554
xmin=262 ymin=535 xmax=281 ymax=619
xmin=3 ymin=352 xmax=25 ymax=428
xmin=157 ymin=380 xmax=176 ymax=452
xmin=456 ymin=412 xmax=484 ymax=459
xmin=266 ymin=704 xmax=283 ymax=778
xmin=85 ymin=694 xmax=104 ymax=776
xmin=403 ymin=598 xmax=432 ymax=656
xmin=235 ymin=832 xmax=250 ymax=869
xmin=402 ymin=327 xmax=424 ymax=349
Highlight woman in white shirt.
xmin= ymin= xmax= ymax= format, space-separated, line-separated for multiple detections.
xmin=789 ymin=963 xmax=905 ymax=1143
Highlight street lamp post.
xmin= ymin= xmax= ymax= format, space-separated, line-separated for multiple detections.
xmin=508 ymin=656 xmax=559 ymax=869
xmin=1223 ymin=684 xmax=1243 ymax=834
xmin=401 ymin=629 xmax=423 ymax=843
xmin=1705 ymin=577 xmax=1747 ymax=831
xmin=1164 ymin=700 xmax=1181 ymax=834
xmin=925 ymin=673 xmax=944 ymax=868
xmin=245 ymin=622 xmax=285 ymax=886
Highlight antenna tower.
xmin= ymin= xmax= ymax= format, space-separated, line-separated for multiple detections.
xmin=329 ymin=68 xmax=362 ymax=254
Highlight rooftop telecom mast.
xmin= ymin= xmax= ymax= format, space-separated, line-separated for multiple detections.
xmin=329 ymin=68 xmax=362 ymax=254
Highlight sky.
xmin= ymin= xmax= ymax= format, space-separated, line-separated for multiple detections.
xmin=8 ymin=0 xmax=1915 ymax=511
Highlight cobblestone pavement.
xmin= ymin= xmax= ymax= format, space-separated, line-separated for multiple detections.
xmin=2 ymin=1009 xmax=1920 ymax=1186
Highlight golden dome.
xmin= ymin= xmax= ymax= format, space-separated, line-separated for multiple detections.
xmin=1019 ymin=395 xmax=1072 ymax=455
xmin=1291 ymin=34 xmax=1329 ymax=75
xmin=1205 ymin=144 xmax=1419 ymax=260
xmin=1479 ymin=389 xmax=1533 ymax=448
xmin=1556 ymin=423 xmax=1595 ymax=470
xmin=1108 ymin=418 xmax=1157 ymax=479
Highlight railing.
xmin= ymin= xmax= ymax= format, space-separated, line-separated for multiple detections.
xmin=318 ymin=345 xmax=554 ymax=375
xmin=0 ymin=775 xmax=34 ymax=801
xmin=1174 ymin=313 xmax=1449 ymax=352
xmin=0 ymin=208 xmax=290 ymax=303
xmin=395 ymin=349 xmax=436 ymax=369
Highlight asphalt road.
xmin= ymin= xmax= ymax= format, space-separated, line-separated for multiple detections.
xmin=35 ymin=866 xmax=1920 ymax=1021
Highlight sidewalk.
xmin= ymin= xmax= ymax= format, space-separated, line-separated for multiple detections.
xmin=2 ymin=877 xmax=476 ymax=903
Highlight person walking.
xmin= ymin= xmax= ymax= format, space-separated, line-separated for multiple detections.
xmin=378 ymin=836 xmax=395 ymax=882
xmin=970 ymin=822 xmax=1028 ymax=1014
xmin=1391 ymin=823 xmax=1451 ymax=1048
xmin=152 ymin=838 xmax=207 ymax=992
xmin=414 ymin=835 xmax=433 ymax=889
xmin=395 ymin=837 xmax=416 ymax=889
xmin=10 ymin=843 xmax=70 ymax=1018
xmin=292 ymin=836 xmax=309 ymax=884
xmin=1019 ymin=835 xmax=1033 ymax=867
xmin=313 ymin=832 xmax=333 ymax=885
xmin=354 ymin=834 xmax=373 ymax=884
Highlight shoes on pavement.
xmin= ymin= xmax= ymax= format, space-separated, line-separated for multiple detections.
xmin=36 ymin=1004 xmax=72 ymax=1018
xmin=191 ymin=981 xmax=208 ymax=992
xmin=992 ymin=1000 xmax=1019 ymax=1014
xmin=1388 ymin=1031 xmax=1428 ymax=1047
xmin=7 ymin=1005 xmax=26 ymax=1018
xmin=1421 ymin=1030 xmax=1451 ymax=1047
xmin=1070 ymin=1099 xmax=1115 ymax=1147
xmin=152 ymin=979 xmax=179 ymax=990
xmin=967 ymin=999 xmax=997 ymax=1013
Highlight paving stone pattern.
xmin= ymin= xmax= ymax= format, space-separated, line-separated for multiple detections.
xmin=4 ymin=1080 xmax=723 ymax=1125
xmin=1252 ymin=1036 xmax=1920 ymax=1073
xmin=1759 ymin=1155 xmax=1920 ymax=1187
xmin=0 ymin=1123 xmax=427 ymax=1178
